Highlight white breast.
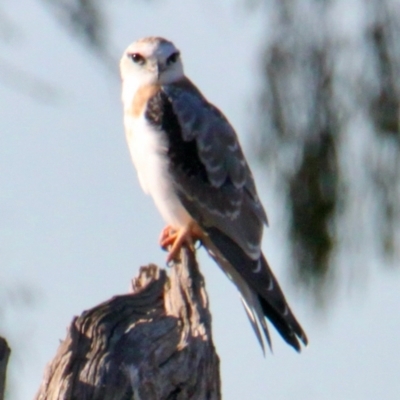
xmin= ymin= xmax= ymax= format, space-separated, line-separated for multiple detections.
xmin=124 ymin=113 xmax=193 ymax=229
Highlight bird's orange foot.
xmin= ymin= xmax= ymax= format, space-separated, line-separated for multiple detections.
xmin=159 ymin=226 xmax=176 ymax=249
xmin=159 ymin=222 xmax=205 ymax=264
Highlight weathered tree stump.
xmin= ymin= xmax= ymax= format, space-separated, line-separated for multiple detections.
xmin=0 ymin=337 xmax=10 ymax=400
xmin=35 ymin=248 xmax=221 ymax=400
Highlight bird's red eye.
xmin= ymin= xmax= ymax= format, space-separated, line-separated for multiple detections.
xmin=129 ymin=53 xmax=145 ymax=65
xmin=166 ymin=51 xmax=180 ymax=65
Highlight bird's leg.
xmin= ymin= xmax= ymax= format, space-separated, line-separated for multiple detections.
xmin=159 ymin=222 xmax=205 ymax=263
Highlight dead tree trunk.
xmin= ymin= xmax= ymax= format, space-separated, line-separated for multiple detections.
xmin=35 ymin=248 xmax=221 ymax=400
xmin=0 ymin=337 xmax=10 ymax=400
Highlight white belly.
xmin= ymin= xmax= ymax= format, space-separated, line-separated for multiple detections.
xmin=124 ymin=114 xmax=192 ymax=229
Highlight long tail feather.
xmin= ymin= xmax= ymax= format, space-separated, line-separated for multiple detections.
xmin=203 ymin=227 xmax=308 ymax=352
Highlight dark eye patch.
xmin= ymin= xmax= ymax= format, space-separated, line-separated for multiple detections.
xmin=166 ymin=51 xmax=180 ymax=65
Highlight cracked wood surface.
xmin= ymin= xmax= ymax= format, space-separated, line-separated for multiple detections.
xmin=35 ymin=248 xmax=221 ymax=400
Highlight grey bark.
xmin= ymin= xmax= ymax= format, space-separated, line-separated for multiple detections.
xmin=0 ymin=336 xmax=10 ymax=400
xmin=35 ymin=248 xmax=221 ymax=400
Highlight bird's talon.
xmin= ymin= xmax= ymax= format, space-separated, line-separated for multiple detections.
xmin=166 ymin=258 xmax=175 ymax=267
xmin=160 ymin=222 xmax=205 ymax=264
xmin=159 ymin=225 xmax=175 ymax=241
xmin=160 ymin=235 xmax=177 ymax=250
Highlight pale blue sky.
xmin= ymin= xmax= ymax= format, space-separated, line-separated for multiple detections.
xmin=1 ymin=1 xmax=399 ymax=399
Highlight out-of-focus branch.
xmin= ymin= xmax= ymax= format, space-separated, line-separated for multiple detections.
xmin=40 ymin=0 xmax=116 ymax=71
xmin=256 ymin=0 xmax=400 ymax=298
xmin=0 ymin=337 xmax=11 ymax=400
xmin=0 ymin=56 xmax=59 ymax=103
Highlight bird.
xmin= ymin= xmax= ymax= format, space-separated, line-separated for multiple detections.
xmin=120 ymin=36 xmax=308 ymax=352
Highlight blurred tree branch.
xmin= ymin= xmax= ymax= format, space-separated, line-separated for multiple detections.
xmin=256 ymin=0 xmax=400 ymax=298
xmin=40 ymin=0 xmax=116 ymax=70
xmin=38 ymin=0 xmax=154 ymax=72
xmin=0 ymin=337 xmax=10 ymax=400
xmin=0 ymin=56 xmax=59 ymax=103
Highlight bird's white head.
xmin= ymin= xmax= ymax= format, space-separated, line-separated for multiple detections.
xmin=120 ymin=37 xmax=184 ymax=88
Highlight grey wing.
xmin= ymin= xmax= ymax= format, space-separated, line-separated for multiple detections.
xmin=162 ymin=84 xmax=268 ymax=260
xmin=161 ymin=84 xmax=308 ymax=352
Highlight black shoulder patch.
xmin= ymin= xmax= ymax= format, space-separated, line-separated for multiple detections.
xmin=145 ymin=90 xmax=209 ymax=183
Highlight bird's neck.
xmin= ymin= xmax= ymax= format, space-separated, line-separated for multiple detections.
xmin=121 ymin=77 xmax=144 ymax=111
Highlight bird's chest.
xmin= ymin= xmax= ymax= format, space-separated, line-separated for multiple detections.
xmin=125 ymin=115 xmax=167 ymax=191
xmin=124 ymin=114 xmax=192 ymax=227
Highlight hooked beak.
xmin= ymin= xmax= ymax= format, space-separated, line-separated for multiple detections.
xmin=155 ymin=62 xmax=166 ymax=79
